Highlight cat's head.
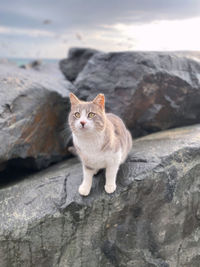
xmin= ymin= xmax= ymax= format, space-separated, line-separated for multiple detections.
xmin=68 ymin=93 xmax=106 ymax=135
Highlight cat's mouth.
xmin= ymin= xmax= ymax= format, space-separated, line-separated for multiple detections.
xmin=79 ymin=125 xmax=88 ymax=131
xmin=78 ymin=126 xmax=95 ymax=134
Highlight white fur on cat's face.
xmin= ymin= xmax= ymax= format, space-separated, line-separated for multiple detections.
xmin=69 ymin=100 xmax=106 ymax=135
xmin=73 ymin=109 xmax=95 ymax=132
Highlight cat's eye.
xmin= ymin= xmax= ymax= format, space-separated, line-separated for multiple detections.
xmin=74 ymin=112 xmax=80 ymax=118
xmin=88 ymin=112 xmax=95 ymax=119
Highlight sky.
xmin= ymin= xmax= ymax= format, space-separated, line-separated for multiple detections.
xmin=0 ymin=0 xmax=200 ymax=59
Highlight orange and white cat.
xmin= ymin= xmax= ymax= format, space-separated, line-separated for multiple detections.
xmin=68 ymin=93 xmax=132 ymax=196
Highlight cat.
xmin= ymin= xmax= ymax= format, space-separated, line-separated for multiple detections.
xmin=68 ymin=93 xmax=132 ymax=196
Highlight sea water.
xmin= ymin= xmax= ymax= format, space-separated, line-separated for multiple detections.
xmin=2 ymin=57 xmax=59 ymax=66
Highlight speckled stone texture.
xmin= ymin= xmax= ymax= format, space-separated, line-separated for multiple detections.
xmin=0 ymin=62 xmax=74 ymax=171
xmin=0 ymin=125 xmax=200 ymax=267
xmin=74 ymin=51 xmax=200 ymax=137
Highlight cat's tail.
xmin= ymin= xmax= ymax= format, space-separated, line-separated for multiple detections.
xmin=121 ymin=130 xmax=133 ymax=164
xmin=68 ymin=146 xmax=78 ymax=156
xmin=127 ymin=130 xmax=133 ymax=153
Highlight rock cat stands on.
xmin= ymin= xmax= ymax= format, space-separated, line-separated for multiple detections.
xmin=68 ymin=93 xmax=132 ymax=196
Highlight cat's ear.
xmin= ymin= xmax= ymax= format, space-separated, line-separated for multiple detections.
xmin=69 ymin=93 xmax=80 ymax=106
xmin=93 ymin=94 xmax=105 ymax=109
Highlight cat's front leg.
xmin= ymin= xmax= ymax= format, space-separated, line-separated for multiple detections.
xmin=105 ymin=164 xmax=119 ymax=194
xmin=79 ymin=165 xmax=96 ymax=196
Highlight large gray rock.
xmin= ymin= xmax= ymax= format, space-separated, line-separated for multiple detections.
xmin=175 ymin=51 xmax=200 ymax=61
xmin=1 ymin=125 xmax=200 ymax=266
xmin=0 ymin=62 xmax=75 ymax=171
xmin=59 ymin=47 xmax=99 ymax=82
xmin=75 ymin=51 xmax=200 ymax=137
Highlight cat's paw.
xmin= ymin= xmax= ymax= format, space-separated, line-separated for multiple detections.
xmin=105 ymin=184 xmax=116 ymax=194
xmin=79 ymin=184 xmax=91 ymax=196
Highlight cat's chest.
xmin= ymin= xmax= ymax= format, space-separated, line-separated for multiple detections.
xmin=73 ymin=134 xmax=108 ymax=167
xmin=74 ymin=134 xmax=102 ymax=152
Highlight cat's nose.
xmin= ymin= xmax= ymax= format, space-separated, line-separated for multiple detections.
xmin=80 ymin=121 xmax=86 ymax=127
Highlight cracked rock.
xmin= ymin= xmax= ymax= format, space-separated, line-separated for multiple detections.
xmin=0 ymin=62 xmax=75 ymax=171
xmin=74 ymin=51 xmax=200 ymax=137
xmin=0 ymin=125 xmax=200 ymax=266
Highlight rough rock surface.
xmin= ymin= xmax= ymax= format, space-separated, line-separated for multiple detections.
xmin=176 ymin=51 xmax=200 ymax=61
xmin=75 ymin=51 xmax=200 ymax=137
xmin=1 ymin=125 xmax=200 ymax=267
xmin=0 ymin=62 xmax=75 ymax=171
xmin=59 ymin=47 xmax=99 ymax=82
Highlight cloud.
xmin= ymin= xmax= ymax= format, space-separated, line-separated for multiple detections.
xmin=0 ymin=0 xmax=200 ymax=58
xmin=0 ymin=0 xmax=200 ymax=32
xmin=110 ymin=17 xmax=200 ymax=51
xmin=0 ymin=26 xmax=55 ymax=38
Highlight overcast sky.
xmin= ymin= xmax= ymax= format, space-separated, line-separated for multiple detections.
xmin=0 ymin=0 xmax=200 ymax=59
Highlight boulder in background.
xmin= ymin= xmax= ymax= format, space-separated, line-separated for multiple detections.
xmin=74 ymin=51 xmax=200 ymax=137
xmin=0 ymin=62 xmax=74 ymax=171
xmin=59 ymin=47 xmax=99 ymax=82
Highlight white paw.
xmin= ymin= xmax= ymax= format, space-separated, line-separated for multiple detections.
xmin=105 ymin=184 xmax=116 ymax=194
xmin=78 ymin=184 xmax=91 ymax=196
